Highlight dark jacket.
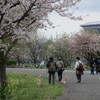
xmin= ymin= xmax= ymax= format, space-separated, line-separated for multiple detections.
xmin=95 ymin=58 xmax=100 ymax=65
xmin=90 ymin=59 xmax=95 ymax=68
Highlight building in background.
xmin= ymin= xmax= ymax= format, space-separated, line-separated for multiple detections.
xmin=80 ymin=21 xmax=100 ymax=33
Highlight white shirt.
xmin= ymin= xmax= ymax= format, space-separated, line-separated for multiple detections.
xmin=73 ymin=60 xmax=83 ymax=70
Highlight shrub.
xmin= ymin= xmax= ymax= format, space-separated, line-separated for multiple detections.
xmin=7 ymin=60 xmax=17 ymax=66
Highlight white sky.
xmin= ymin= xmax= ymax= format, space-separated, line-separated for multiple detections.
xmin=40 ymin=0 xmax=100 ymax=38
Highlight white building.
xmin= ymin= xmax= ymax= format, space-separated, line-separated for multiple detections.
xmin=80 ymin=21 xmax=100 ymax=33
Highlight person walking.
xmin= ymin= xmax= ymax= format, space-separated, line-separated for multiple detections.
xmin=56 ymin=57 xmax=64 ymax=82
xmin=90 ymin=57 xmax=95 ymax=75
xmin=73 ymin=57 xmax=84 ymax=83
xmin=95 ymin=56 xmax=100 ymax=74
xmin=46 ymin=57 xmax=57 ymax=85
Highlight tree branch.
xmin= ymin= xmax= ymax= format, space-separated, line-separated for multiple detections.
xmin=0 ymin=13 xmax=5 ymax=24
xmin=5 ymin=39 xmax=18 ymax=58
xmin=4 ymin=0 xmax=7 ymax=5
xmin=10 ymin=2 xmax=20 ymax=9
xmin=13 ymin=0 xmax=37 ymax=23
xmin=28 ymin=19 xmax=36 ymax=26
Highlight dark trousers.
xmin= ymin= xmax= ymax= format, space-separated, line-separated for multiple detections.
xmin=99 ymin=65 xmax=100 ymax=73
xmin=96 ymin=65 xmax=99 ymax=74
xmin=76 ymin=74 xmax=81 ymax=81
xmin=90 ymin=67 xmax=94 ymax=74
xmin=58 ymin=70 xmax=63 ymax=81
xmin=48 ymin=71 xmax=55 ymax=85
xmin=96 ymin=65 xmax=100 ymax=74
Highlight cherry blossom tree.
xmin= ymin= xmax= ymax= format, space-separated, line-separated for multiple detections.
xmin=69 ymin=30 xmax=100 ymax=63
xmin=25 ymin=31 xmax=46 ymax=67
xmin=0 ymin=0 xmax=83 ymax=98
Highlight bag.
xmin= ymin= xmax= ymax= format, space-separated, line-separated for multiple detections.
xmin=58 ymin=67 xmax=65 ymax=71
xmin=57 ymin=61 xmax=65 ymax=71
xmin=61 ymin=67 xmax=65 ymax=71
xmin=48 ymin=62 xmax=56 ymax=71
xmin=76 ymin=62 xmax=84 ymax=71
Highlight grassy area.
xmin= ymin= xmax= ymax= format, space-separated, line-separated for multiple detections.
xmin=0 ymin=73 xmax=63 ymax=100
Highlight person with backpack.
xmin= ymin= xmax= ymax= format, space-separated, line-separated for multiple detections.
xmin=56 ymin=57 xmax=65 ymax=82
xmin=46 ymin=57 xmax=57 ymax=85
xmin=73 ymin=57 xmax=84 ymax=83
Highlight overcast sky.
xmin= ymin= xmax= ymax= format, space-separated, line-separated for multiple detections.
xmin=40 ymin=0 xmax=100 ymax=38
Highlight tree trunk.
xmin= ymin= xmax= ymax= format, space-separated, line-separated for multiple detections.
xmin=34 ymin=56 xmax=37 ymax=67
xmin=17 ymin=58 xmax=21 ymax=67
xmin=0 ymin=52 xmax=7 ymax=99
xmin=0 ymin=60 xmax=6 ymax=88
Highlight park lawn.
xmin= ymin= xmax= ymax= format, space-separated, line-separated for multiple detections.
xmin=2 ymin=73 xmax=63 ymax=100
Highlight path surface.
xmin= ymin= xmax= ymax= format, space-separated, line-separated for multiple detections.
xmin=6 ymin=68 xmax=100 ymax=100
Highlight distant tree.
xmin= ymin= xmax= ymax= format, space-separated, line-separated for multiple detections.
xmin=47 ymin=33 xmax=72 ymax=67
xmin=8 ymin=39 xmax=27 ymax=67
xmin=42 ymin=37 xmax=54 ymax=61
xmin=69 ymin=30 xmax=100 ymax=63
xmin=25 ymin=31 xmax=46 ymax=67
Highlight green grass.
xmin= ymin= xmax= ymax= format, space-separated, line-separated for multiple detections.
xmin=1 ymin=73 xmax=63 ymax=100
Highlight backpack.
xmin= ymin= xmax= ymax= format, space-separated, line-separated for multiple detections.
xmin=48 ymin=62 xmax=56 ymax=71
xmin=57 ymin=61 xmax=65 ymax=71
xmin=76 ymin=62 xmax=84 ymax=71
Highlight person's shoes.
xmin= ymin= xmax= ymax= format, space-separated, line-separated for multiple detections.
xmin=77 ymin=80 xmax=81 ymax=83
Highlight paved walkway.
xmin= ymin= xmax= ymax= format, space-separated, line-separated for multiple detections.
xmin=7 ymin=68 xmax=100 ymax=100
xmin=57 ymin=71 xmax=100 ymax=100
